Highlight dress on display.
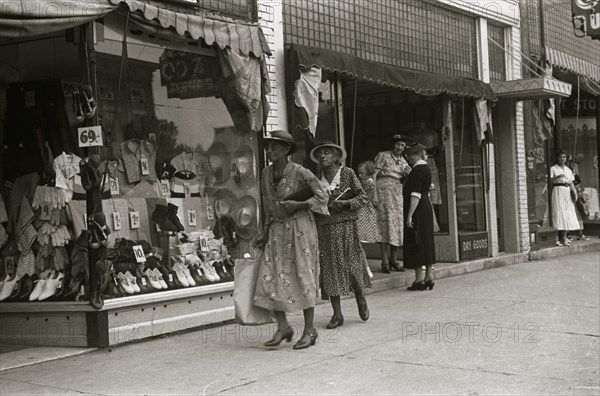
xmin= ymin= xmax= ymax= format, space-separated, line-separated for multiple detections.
xmin=403 ymin=161 xmax=436 ymax=269
xmin=374 ymin=151 xmax=411 ymax=247
xmin=315 ymin=167 xmax=372 ymax=300
xmin=550 ymin=164 xmax=580 ymax=231
xmin=253 ymin=162 xmax=328 ymax=312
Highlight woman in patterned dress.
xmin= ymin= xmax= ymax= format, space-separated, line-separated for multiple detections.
xmin=253 ymin=130 xmax=328 ymax=350
xmin=311 ymin=142 xmax=372 ymax=330
xmin=373 ymin=135 xmax=412 ymax=273
xmin=356 ymin=160 xmax=381 ymax=279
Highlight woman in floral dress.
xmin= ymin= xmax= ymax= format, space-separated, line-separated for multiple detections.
xmin=253 ymin=130 xmax=328 ymax=350
xmin=311 ymin=142 xmax=372 ymax=330
xmin=373 ymin=135 xmax=412 ymax=273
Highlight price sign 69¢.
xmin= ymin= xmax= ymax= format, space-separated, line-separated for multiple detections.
xmin=78 ymin=126 xmax=104 ymax=148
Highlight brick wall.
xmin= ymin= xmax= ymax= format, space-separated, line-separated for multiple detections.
xmin=510 ymin=26 xmax=530 ymax=253
xmin=257 ymin=1 xmax=280 ymax=134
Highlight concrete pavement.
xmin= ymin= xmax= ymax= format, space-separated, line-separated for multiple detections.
xmin=0 ymin=250 xmax=598 ymax=395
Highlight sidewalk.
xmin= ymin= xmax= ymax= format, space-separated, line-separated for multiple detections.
xmin=1 ymin=240 xmax=599 ymax=389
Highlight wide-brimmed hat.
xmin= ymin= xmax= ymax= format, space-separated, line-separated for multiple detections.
xmin=309 ymin=141 xmax=347 ymax=164
xmin=403 ymin=143 xmax=428 ymax=156
xmin=233 ymin=144 xmax=257 ymax=186
xmin=264 ymin=130 xmax=296 ymax=155
xmin=213 ymin=189 xmax=238 ymax=219
xmin=235 ymin=195 xmax=259 ymax=240
xmin=207 ymin=141 xmax=231 ymax=185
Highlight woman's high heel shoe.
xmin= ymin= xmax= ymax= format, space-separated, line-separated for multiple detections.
xmin=407 ymin=281 xmax=427 ymax=291
xmin=264 ymin=327 xmax=294 ymax=347
xmin=424 ymin=280 xmax=435 ymax=290
xmin=293 ymin=330 xmax=318 ymax=350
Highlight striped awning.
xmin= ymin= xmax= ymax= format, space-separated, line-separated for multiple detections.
xmin=0 ymin=0 xmax=271 ymax=57
xmin=545 ymin=46 xmax=600 ymax=83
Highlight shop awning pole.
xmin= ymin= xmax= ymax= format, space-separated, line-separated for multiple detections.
xmin=349 ymin=78 xmax=358 ymax=166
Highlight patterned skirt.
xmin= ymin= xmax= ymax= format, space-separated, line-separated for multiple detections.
xmin=318 ymin=219 xmax=372 ymax=300
xmin=376 ymin=178 xmax=403 ymax=246
xmin=357 ymin=204 xmax=381 ymax=243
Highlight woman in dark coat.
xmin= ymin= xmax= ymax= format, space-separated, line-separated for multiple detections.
xmin=403 ymin=143 xmax=436 ymax=291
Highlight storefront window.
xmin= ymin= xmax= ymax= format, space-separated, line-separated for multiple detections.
xmin=92 ymin=15 xmax=261 ymax=267
xmin=452 ymin=98 xmax=486 ymax=232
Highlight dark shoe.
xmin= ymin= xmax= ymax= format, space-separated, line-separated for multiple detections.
xmin=357 ymin=301 xmax=369 ymax=321
xmin=265 ymin=326 xmax=294 ymax=347
xmin=381 ymin=261 xmax=391 ymax=274
xmin=151 ymin=204 xmax=179 ymax=233
xmin=167 ymin=203 xmax=185 ymax=232
xmin=223 ymin=258 xmax=235 ymax=280
xmin=424 ymin=280 xmax=435 ymax=290
xmin=17 ymin=274 xmax=35 ymax=301
xmin=212 ymin=261 xmax=228 ymax=281
xmin=326 ymin=315 xmax=344 ymax=329
xmin=293 ymin=330 xmax=318 ymax=350
xmin=407 ymin=281 xmax=427 ymax=291
xmin=390 ymin=261 xmax=405 ymax=272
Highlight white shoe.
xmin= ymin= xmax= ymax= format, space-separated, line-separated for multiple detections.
xmin=117 ymin=273 xmax=136 ymax=294
xmin=181 ymin=264 xmax=196 ymax=287
xmin=0 ymin=274 xmax=19 ymax=301
xmin=29 ymin=275 xmax=50 ymax=301
xmin=173 ymin=263 xmax=190 ymax=287
xmin=38 ymin=272 xmax=64 ymax=301
xmin=366 ymin=265 xmax=373 ymax=279
xmin=202 ymin=261 xmax=219 ymax=282
xmin=152 ymin=268 xmax=168 ymax=289
xmin=125 ymin=271 xmax=141 ymax=293
xmin=144 ymin=269 xmax=163 ymax=290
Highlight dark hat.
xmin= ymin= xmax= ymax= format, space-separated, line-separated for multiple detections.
xmin=392 ymin=134 xmax=414 ymax=144
xmin=264 ymin=130 xmax=296 ymax=155
xmin=309 ymin=141 xmax=347 ymax=164
xmin=403 ymin=143 xmax=428 ymax=156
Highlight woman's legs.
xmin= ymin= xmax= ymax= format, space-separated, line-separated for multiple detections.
xmin=330 ymin=296 xmax=343 ymax=319
xmin=303 ymin=307 xmax=315 ymax=333
xmin=389 ymin=245 xmax=397 ymax=264
xmin=558 ymin=230 xmax=567 ymax=244
xmin=424 ymin=265 xmax=433 ymax=282
xmin=274 ymin=310 xmax=288 ymax=330
xmin=414 ymin=266 xmax=424 ymax=283
xmin=379 ymin=243 xmax=390 ymax=273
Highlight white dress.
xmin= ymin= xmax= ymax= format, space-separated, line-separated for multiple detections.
xmin=550 ymin=165 xmax=579 ymax=231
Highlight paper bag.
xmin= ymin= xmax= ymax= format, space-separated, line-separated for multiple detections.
xmin=234 ymin=259 xmax=275 ymax=325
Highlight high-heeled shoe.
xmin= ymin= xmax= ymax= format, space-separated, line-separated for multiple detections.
xmin=389 ymin=261 xmax=405 ymax=272
xmin=407 ymin=281 xmax=427 ymax=291
xmin=326 ymin=315 xmax=344 ymax=329
xmin=424 ymin=280 xmax=435 ymax=290
xmin=264 ymin=326 xmax=294 ymax=347
xmin=293 ymin=330 xmax=318 ymax=350
xmin=381 ymin=261 xmax=391 ymax=274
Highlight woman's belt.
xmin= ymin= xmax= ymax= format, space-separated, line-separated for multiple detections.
xmin=553 ymin=183 xmax=569 ymax=187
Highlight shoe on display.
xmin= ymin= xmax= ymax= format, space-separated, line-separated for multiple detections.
xmin=0 ymin=274 xmax=19 ymax=301
xmin=151 ymin=204 xmax=179 ymax=233
xmin=167 ymin=203 xmax=185 ymax=232
xmin=144 ymin=268 xmax=163 ymax=290
xmin=124 ymin=271 xmax=141 ymax=293
xmin=201 ymin=261 xmax=219 ymax=282
xmin=17 ymin=274 xmax=34 ymax=301
xmin=172 ymin=262 xmax=190 ymax=287
xmin=223 ymin=258 xmax=235 ymax=280
xmin=38 ymin=272 xmax=64 ymax=301
xmin=181 ymin=264 xmax=196 ymax=287
xmin=157 ymin=265 xmax=177 ymax=289
xmin=213 ymin=262 xmax=228 ymax=281
xmin=152 ymin=268 xmax=169 ymax=289
xmin=117 ymin=273 xmax=136 ymax=295
xmin=80 ymin=84 xmax=97 ymax=119
xmin=72 ymin=88 xmax=84 ymax=122
xmin=29 ymin=271 xmax=52 ymax=301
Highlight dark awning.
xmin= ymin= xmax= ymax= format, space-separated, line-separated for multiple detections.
xmin=287 ymin=43 xmax=497 ymax=101
xmin=0 ymin=0 xmax=271 ymax=57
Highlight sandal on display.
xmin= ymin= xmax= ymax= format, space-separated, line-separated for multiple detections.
xmin=80 ymin=84 xmax=97 ymax=119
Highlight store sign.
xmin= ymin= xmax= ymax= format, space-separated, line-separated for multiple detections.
xmin=459 ymin=232 xmax=489 ymax=261
xmin=572 ymin=0 xmax=600 ymax=40
xmin=159 ymin=49 xmax=220 ymax=99
xmin=560 ymin=96 xmax=597 ymax=117
xmin=78 ymin=126 xmax=103 ymax=148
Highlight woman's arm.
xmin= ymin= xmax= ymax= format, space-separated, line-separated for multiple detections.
xmin=406 ymin=196 xmax=420 ymax=228
xmin=281 ymin=166 xmax=329 ymax=216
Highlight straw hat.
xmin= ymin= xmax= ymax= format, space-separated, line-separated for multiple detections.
xmin=235 ymin=195 xmax=259 ymax=240
xmin=207 ymin=141 xmax=231 ymax=185
xmin=233 ymin=144 xmax=257 ymax=186
xmin=213 ymin=189 xmax=238 ymax=219
xmin=309 ymin=141 xmax=347 ymax=164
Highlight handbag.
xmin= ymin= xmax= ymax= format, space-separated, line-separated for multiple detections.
xmin=283 ymin=184 xmax=314 ymax=202
xmin=234 ymin=259 xmax=275 ymax=325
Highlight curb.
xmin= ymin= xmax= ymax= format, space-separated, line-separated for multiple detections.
xmin=529 ymin=240 xmax=600 ymax=261
xmin=0 ymin=347 xmax=96 ymax=372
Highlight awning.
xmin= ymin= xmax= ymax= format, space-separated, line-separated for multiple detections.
xmin=0 ymin=0 xmax=271 ymax=57
xmin=545 ymin=46 xmax=600 ymax=83
xmin=287 ymin=43 xmax=497 ymax=101
xmin=489 ymin=77 xmax=572 ymax=101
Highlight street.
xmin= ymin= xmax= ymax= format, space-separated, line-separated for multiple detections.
xmin=1 ymin=251 xmax=599 ymax=395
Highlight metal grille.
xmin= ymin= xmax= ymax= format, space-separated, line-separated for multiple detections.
xmin=283 ymin=0 xmax=478 ymax=79
xmin=488 ymin=24 xmax=506 ymax=82
xmin=194 ymin=0 xmax=257 ymax=21
xmin=543 ymin=0 xmax=600 ymax=69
